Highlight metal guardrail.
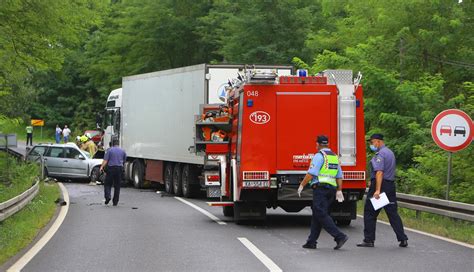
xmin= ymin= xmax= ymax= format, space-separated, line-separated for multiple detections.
xmin=0 ymin=180 xmax=40 ymax=222
xmin=396 ymin=193 xmax=474 ymax=222
xmin=0 ymin=147 xmax=24 ymax=160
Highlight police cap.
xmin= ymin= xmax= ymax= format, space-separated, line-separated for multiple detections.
xmin=368 ymin=133 xmax=384 ymax=141
xmin=317 ymin=135 xmax=329 ymax=144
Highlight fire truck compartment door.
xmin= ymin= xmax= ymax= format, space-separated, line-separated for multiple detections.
xmin=276 ymin=91 xmax=338 ymax=171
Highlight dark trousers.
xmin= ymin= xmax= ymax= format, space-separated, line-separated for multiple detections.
xmin=307 ymin=186 xmax=346 ymax=245
xmin=363 ymin=179 xmax=408 ymax=242
xmin=26 ymin=133 xmax=33 ymax=146
xmin=104 ymin=166 xmax=122 ymax=205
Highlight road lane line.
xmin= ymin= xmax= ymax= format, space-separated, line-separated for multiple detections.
xmin=356 ymin=215 xmax=474 ymax=249
xmin=174 ymin=197 xmax=226 ymax=225
xmin=8 ymin=182 xmax=70 ymax=272
xmin=237 ymin=237 xmax=283 ymax=272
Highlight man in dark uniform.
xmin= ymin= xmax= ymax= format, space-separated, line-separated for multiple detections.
xmin=100 ymin=139 xmax=126 ymax=206
xmin=298 ymin=135 xmax=348 ymax=250
xmin=357 ymin=134 xmax=408 ymax=248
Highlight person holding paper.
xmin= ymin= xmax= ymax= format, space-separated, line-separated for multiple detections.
xmin=298 ymin=135 xmax=349 ymax=250
xmin=357 ymin=134 xmax=408 ymax=248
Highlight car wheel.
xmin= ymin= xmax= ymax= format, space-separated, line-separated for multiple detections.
xmin=164 ymin=163 xmax=174 ymax=194
xmin=172 ymin=164 xmax=182 ymax=196
xmin=90 ymin=166 xmax=100 ymax=182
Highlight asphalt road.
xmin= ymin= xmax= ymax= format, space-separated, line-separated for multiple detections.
xmin=17 ymin=183 xmax=474 ymax=272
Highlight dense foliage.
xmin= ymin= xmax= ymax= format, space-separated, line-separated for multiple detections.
xmin=0 ymin=0 xmax=472 ymax=202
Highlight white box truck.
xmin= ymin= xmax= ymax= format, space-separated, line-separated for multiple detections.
xmin=103 ymin=64 xmax=292 ymax=196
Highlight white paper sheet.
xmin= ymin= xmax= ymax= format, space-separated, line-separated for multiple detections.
xmin=370 ymin=192 xmax=390 ymax=210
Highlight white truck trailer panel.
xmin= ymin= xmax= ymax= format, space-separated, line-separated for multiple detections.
xmin=122 ymin=64 xmax=207 ymax=164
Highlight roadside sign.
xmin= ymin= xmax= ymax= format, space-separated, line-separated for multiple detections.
xmin=431 ymin=109 xmax=473 ymax=152
xmin=31 ymin=119 xmax=44 ymax=127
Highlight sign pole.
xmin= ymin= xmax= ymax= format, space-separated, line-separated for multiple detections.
xmin=446 ymin=152 xmax=452 ymax=200
xmin=41 ymin=126 xmax=43 ymax=142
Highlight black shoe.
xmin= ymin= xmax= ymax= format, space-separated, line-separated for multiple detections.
xmin=105 ymin=198 xmax=111 ymax=205
xmin=334 ymin=236 xmax=349 ymax=250
xmin=113 ymin=203 xmax=118 ymax=206
xmin=399 ymin=240 xmax=408 ymax=247
xmin=302 ymin=243 xmax=317 ymax=249
xmin=357 ymin=241 xmax=374 ymax=247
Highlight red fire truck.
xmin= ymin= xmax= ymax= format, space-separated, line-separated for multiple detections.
xmin=196 ymin=69 xmax=366 ymax=224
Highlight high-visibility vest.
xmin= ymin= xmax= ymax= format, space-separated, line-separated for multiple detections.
xmin=317 ymin=150 xmax=339 ymax=187
xmin=26 ymin=126 xmax=33 ymax=134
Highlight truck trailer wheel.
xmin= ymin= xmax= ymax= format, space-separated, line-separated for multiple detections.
xmin=172 ymin=163 xmax=183 ymax=196
xmin=164 ymin=163 xmax=174 ymax=194
xmin=181 ymin=164 xmax=198 ymax=198
xmin=132 ymin=160 xmax=145 ymax=189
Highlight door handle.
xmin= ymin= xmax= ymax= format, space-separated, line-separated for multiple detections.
xmin=63 ymin=160 xmax=68 ymax=162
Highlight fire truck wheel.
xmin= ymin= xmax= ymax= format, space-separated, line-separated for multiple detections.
xmin=223 ymin=206 xmax=234 ymax=217
xmin=164 ymin=163 xmax=174 ymax=194
xmin=132 ymin=160 xmax=145 ymax=189
xmin=181 ymin=164 xmax=198 ymax=198
xmin=172 ymin=163 xmax=183 ymax=196
xmin=336 ymin=219 xmax=351 ymax=226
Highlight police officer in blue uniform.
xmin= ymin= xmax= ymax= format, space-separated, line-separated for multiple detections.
xmin=298 ymin=135 xmax=348 ymax=250
xmin=357 ymin=134 xmax=408 ymax=247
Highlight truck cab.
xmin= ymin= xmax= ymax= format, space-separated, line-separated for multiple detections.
xmin=103 ymin=88 xmax=122 ymax=150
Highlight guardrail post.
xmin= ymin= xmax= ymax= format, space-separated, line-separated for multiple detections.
xmin=415 ymin=210 xmax=421 ymax=219
xmin=40 ymin=154 xmax=44 ymax=180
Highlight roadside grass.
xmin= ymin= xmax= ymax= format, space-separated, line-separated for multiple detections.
xmin=0 ymin=153 xmax=39 ymax=203
xmin=0 ymin=181 xmax=60 ymax=266
xmin=357 ymin=201 xmax=474 ymax=245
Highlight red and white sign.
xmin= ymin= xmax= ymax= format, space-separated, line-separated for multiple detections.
xmin=249 ymin=111 xmax=271 ymax=125
xmin=431 ymin=109 xmax=473 ymax=152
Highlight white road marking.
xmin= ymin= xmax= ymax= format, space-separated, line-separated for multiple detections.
xmin=8 ymin=182 xmax=70 ymax=272
xmin=238 ymin=237 xmax=283 ymax=272
xmin=356 ymin=215 xmax=474 ymax=249
xmin=174 ymin=197 xmax=226 ymax=225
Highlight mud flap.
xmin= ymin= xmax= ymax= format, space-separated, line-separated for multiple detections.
xmin=233 ymin=201 xmax=267 ymax=223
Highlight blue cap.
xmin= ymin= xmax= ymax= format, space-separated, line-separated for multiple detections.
xmin=317 ymin=135 xmax=329 ymax=144
xmin=368 ymin=133 xmax=384 ymax=141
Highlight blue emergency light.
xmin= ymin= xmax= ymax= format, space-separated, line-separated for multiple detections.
xmin=297 ymin=69 xmax=308 ymax=77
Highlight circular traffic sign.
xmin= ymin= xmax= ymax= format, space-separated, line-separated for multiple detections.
xmin=431 ymin=109 xmax=473 ymax=152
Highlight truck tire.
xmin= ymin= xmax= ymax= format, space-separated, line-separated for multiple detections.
xmin=181 ymin=164 xmax=199 ymax=198
xmin=172 ymin=163 xmax=183 ymax=196
xmin=132 ymin=160 xmax=145 ymax=189
xmin=223 ymin=206 xmax=234 ymax=217
xmin=164 ymin=163 xmax=174 ymax=194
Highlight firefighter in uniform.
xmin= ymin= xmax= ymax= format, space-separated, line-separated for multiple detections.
xmin=357 ymin=133 xmax=408 ymax=248
xmin=298 ymin=135 xmax=348 ymax=250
